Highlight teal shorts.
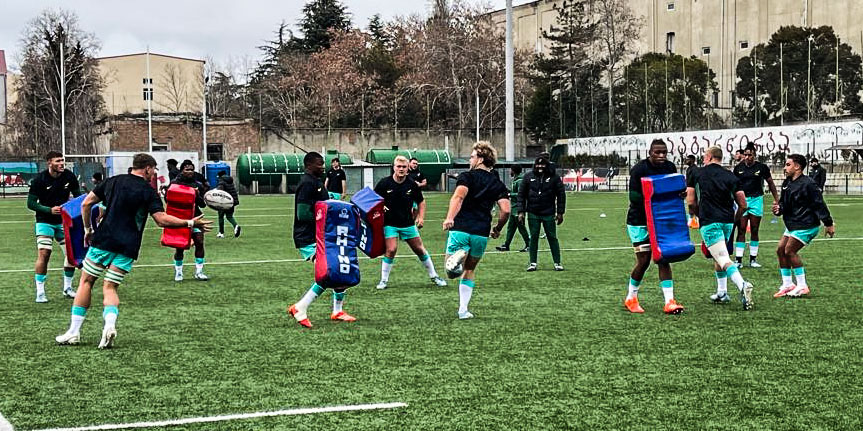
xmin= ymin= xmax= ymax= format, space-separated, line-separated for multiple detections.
xmin=85 ymin=246 xmax=134 ymax=272
xmin=446 ymin=230 xmax=488 ymax=258
xmin=784 ymin=227 xmax=820 ymax=245
xmin=299 ymin=243 xmax=316 ymax=261
xmin=328 ymin=192 xmax=342 ymax=200
xmin=384 ymin=225 xmax=420 ymax=240
xmin=744 ymin=196 xmax=764 ymax=217
xmin=626 ymin=225 xmax=649 ymax=246
xmin=35 ymin=222 xmax=64 ymax=240
xmin=700 ymin=222 xmax=734 ymax=247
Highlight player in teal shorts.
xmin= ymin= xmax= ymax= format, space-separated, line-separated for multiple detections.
xmin=443 ymin=142 xmax=510 ymax=319
xmin=170 ymin=160 xmax=210 ymax=281
xmin=687 ymin=146 xmax=755 ymax=310
xmin=732 ymin=143 xmax=779 ymax=268
xmin=374 ymin=155 xmax=447 ymax=289
xmin=55 ymin=153 xmax=211 ymax=348
xmin=27 ymin=151 xmax=82 ymax=303
xmin=771 ymin=154 xmax=835 ymax=298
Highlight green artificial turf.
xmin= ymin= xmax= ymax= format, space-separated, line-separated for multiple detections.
xmin=0 ymin=192 xmax=861 ymax=430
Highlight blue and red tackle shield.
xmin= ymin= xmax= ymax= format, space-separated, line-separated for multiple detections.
xmin=61 ymin=194 xmax=100 ymax=268
xmin=161 ymin=183 xmax=196 ymax=249
xmin=350 ymin=187 xmax=386 ymax=258
xmin=642 ymin=174 xmax=695 ymax=264
xmin=314 ymin=200 xmax=361 ymax=288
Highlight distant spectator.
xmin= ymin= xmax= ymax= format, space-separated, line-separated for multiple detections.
xmin=216 ymin=170 xmax=241 ymax=238
xmin=809 ymin=158 xmax=827 ymax=192
xmin=167 ymin=159 xmax=180 ymax=182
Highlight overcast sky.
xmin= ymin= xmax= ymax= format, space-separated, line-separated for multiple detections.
xmin=0 ymin=0 xmax=528 ymax=72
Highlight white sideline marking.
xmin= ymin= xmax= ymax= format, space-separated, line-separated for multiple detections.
xmin=0 ymin=236 xmax=861 ymax=274
xmin=0 ymin=411 xmax=14 ymax=431
xmin=29 ymin=402 xmax=407 ymax=431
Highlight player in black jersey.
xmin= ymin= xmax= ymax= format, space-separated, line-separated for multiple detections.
xmin=732 ymin=143 xmax=779 ymax=268
xmin=27 ymin=151 xmax=82 ymax=303
xmin=771 ymin=154 xmax=835 ymax=298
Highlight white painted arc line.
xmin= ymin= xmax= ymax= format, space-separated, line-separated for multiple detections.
xmin=0 ymin=236 xmax=861 ymax=274
xmin=0 ymin=411 xmax=13 ymax=431
xmin=29 ymin=402 xmax=408 ymax=431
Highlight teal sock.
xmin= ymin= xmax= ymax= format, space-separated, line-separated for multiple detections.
xmin=419 ymin=254 xmax=430 ymax=262
xmin=35 ymin=273 xmax=47 ymax=283
xmin=69 ymin=305 xmax=87 ymax=333
xmin=780 ymin=268 xmax=793 ymax=287
xmin=72 ymin=305 xmax=87 ymax=317
xmin=660 ymin=279 xmax=674 ymax=303
xmin=63 ymin=269 xmax=75 ymax=278
xmin=383 ymin=256 xmax=394 ymax=264
xmin=195 ymin=258 xmax=205 ymax=265
xmin=793 ymin=266 xmax=807 ymax=287
xmin=174 ymin=260 xmax=183 ymax=267
xmin=626 ymin=277 xmax=642 ymax=299
xmin=103 ymin=305 xmax=119 ymax=328
xmin=311 ymin=283 xmax=325 ymax=296
xmin=332 ymin=290 xmax=346 ymax=313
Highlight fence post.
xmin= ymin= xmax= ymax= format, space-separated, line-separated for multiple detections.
xmin=845 ymin=175 xmax=849 ymax=195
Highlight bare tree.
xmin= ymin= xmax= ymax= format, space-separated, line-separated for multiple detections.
xmin=593 ymin=0 xmax=641 ymax=135
xmin=157 ymin=63 xmax=189 ymax=113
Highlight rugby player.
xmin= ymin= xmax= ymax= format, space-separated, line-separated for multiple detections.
xmin=170 ymin=160 xmax=209 ymax=281
xmin=374 ymin=156 xmax=447 ymax=289
xmin=732 ymin=143 xmax=779 ymax=268
xmin=442 ymin=142 xmax=510 ymax=319
xmin=325 ymin=157 xmax=347 ymax=200
xmin=55 ymin=153 xmax=211 ymax=348
xmin=287 ymin=152 xmax=355 ymax=328
xmin=495 ymin=164 xmax=529 ymax=252
xmin=686 ymin=146 xmax=755 ymax=310
xmin=622 ymin=140 xmax=684 ymax=314
xmin=27 ymin=151 xmax=81 ymax=303
xmin=772 ymin=154 xmax=835 ymax=298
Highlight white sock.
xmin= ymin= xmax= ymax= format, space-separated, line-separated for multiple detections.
xmin=332 ymin=291 xmax=344 ymax=314
xmin=35 ymin=279 xmax=46 ymax=295
xmin=794 ymin=270 xmax=807 ymax=289
xmin=174 ymin=263 xmax=183 ymax=275
xmin=662 ymin=287 xmax=674 ymax=304
xmin=750 ymin=245 xmax=759 ymax=257
xmin=781 ymin=274 xmax=794 ymax=288
xmin=458 ymin=280 xmax=474 ymax=314
xmin=381 ymin=258 xmax=394 ymax=283
xmin=297 ymin=284 xmax=322 ymax=311
xmin=735 ymin=246 xmax=744 ymax=259
xmin=626 ymin=278 xmax=640 ymax=300
xmin=716 ymin=275 xmax=728 ymax=296
xmin=63 ymin=274 xmax=73 ymax=290
xmin=70 ymin=314 xmax=85 ymax=333
xmin=195 ymin=260 xmax=204 ymax=274
xmin=419 ymin=255 xmax=438 ymax=278
xmin=103 ymin=311 xmax=118 ymax=329
xmin=728 ymin=268 xmax=746 ymax=290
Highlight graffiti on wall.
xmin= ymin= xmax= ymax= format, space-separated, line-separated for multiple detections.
xmin=556 ymin=121 xmax=863 ymax=164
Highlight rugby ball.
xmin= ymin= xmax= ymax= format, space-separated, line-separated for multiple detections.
xmin=204 ymin=189 xmax=234 ymax=211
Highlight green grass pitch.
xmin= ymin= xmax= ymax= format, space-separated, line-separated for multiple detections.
xmin=0 ymin=192 xmax=861 ymax=430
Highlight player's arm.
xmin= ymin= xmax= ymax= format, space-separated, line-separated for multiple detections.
xmin=415 ymin=186 xmax=426 ymax=228
xmin=733 ymin=191 xmax=748 ymax=223
xmin=27 ymin=194 xmax=54 ymax=215
xmin=554 ymin=176 xmax=566 ymax=224
xmin=808 ymin=182 xmax=834 ymax=236
xmin=686 ymin=187 xmax=698 ymax=216
xmin=340 ymin=179 xmax=347 ymax=198
xmin=152 ymin=212 xmax=210 ymax=230
xmin=80 ymin=191 xmax=102 ymax=245
xmin=442 ymin=185 xmax=468 ymax=231
xmin=517 ymin=174 xmax=529 ymax=224
xmin=491 ymin=197 xmax=511 ymax=239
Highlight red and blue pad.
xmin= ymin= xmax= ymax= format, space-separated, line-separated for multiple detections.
xmin=350 ymin=186 xmax=386 ymax=258
xmin=642 ymin=174 xmax=695 ymax=264
xmin=161 ymin=183 xmax=196 ymax=249
xmin=61 ymin=194 xmax=100 ymax=268
xmin=314 ymin=200 xmax=361 ymax=289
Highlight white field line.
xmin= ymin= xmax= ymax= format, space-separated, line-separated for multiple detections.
xmin=0 ymin=411 xmax=13 ymax=431
xmin=29 ymin=402 xmax=407 ymax=431
xmin=1 ymin=236 xmax=861 ymax=274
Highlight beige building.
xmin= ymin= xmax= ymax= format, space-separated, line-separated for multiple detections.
xmin=98 ymin=52 xmax=204 ymax=115
xmin=491 ymin=0 xmax=863 ymax=115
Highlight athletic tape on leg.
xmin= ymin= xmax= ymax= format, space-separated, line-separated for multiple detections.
xmin=104 ymin=269 xmax=126 ymax=285
xmin=707 ymin=242 xmax=733 ymax=269
xmin=82 ymin=259 xmax=106 ymax=278
xmin=36 ymin=236 xmax=53 ymax=250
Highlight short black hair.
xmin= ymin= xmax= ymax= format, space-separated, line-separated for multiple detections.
xmin=511 ymin=164 xmax=522 ymax=174
xmin=744 ymin=142 xmax=756 ymax=153
xmin=789 ymin=154 xmax=808 ymax=170
xmin=409 ymin=157 xmax=419 ymax=162
xmin=810 ymin=157 xmax=819 ymax=163
xmin=180 ymin=160 xmax=195 ymax=170
xmin=649 ymin=139 xmax=666 ymax=151
xmin=45 ymin=151 xmax=63 ymax=161
xmin=92 ymin=172 xmax=103 ymax=181
xmin=686 ymin=155 xmax=696 ymax=161
xmin=736 ymin=149 xmax=745 ymax=155
xmin=166 ymin=159 xmax=178 ymax=166
xmin=304 ymin=151 xmax=323 ymax=167
xmin=331 ymin=157 xmax=340 ymax=164
xmin=132 ymin=153 xmax=157 ymax=169
xmin=534 ymin=156 xmax=549 ymax=166
xmin=217 ymin=170 xmax=226 ymax=177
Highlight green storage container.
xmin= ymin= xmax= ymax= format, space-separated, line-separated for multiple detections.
xmin=364 ymin=147 xmax=452 ymax=189
xmin=236 ymin=152 xmax=353 ymax=187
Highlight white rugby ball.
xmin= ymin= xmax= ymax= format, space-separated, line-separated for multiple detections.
xmin=204 ymin=189 xmax=234 ymax=211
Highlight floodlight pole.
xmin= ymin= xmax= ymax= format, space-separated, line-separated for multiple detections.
xmin=505 ymin=0 xmax=515 ymax=161
xmin=203 ymin=72 xmax=209 ymax=164
xmin=60 ymin=42 xmax=66 ymax=157
xmin=147 ymin=47 xmax=153 ymax=152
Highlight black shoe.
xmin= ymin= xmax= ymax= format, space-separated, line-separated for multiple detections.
xmin=234 ymin=225 xmax=242 ymax=238
xmin=495 ymin=245 xmax=510 ymax=252
xmin=518 ymin=246 xmax=529 ymax=252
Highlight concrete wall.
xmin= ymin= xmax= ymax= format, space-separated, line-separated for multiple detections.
xmin=261 ymin=128 xmax=536 ymax=160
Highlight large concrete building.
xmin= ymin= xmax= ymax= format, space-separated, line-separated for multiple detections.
xmin=98 ymin=52 xmax=205 ymax=115
xmin=491 ymin=0 xmax=863 ymax=116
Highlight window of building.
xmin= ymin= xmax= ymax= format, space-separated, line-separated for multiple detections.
xmin=207 ymin=143 xmax=224 ymax=162
xmin=666 ymin=32 xmax=675 ymax=53
xmin=142 ymin=88 xmax=153 ymax=101
xmin=152 ymin=143 xmax=169 ymax=152
xmin=702 ymin=46 xmax=711 ymax=55
xmin=667 ymin=2 xmax=675 ymax=11
xmin=712 ymin=91 xmax=719 ymax=108
xmin=142 ymin=78 xmax=152 ymax=84
xmin=739 ymin=40 xmax=749 ymax=50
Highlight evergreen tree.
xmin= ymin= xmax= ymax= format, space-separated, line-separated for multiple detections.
xmin=298 ymin=0 xmax=352 ymax=53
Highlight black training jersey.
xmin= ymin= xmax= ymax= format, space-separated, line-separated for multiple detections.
xmin=734 ymin=161 xmax=772 ymax=197
xmin=626 ymin=159 xmax=676 ymax=226
xmin=375 ymin=175 xmax=424 ymax=228
xmin=408 ymin=169 xmax=427 ymax=187
xmin=91 ymin=174 xmax=164 ymax=260
xmin=28 ymin=170 xmax=81 ymax=224
xmin=325 ymin=168 xmax=346 ymax=194
xmin=687 ymin=163 xmax=741 ymax=225
xmin=777 ymin=174 xmax=833 ymax=231
xmin=452 ymin=169 xmax=509 ymax=236
xmin=170 ymin=176 xmax=207 ymax=217
xmin=293 ymin=172 xmax=328 ymax=248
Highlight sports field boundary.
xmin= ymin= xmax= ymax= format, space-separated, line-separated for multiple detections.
xmin=1 ymin=236 xmax=861 ymax=274
xmin=6 ymin=402 xmax=407 ymax=431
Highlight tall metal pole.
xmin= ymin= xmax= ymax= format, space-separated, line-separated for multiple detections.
xmin=475 ymin=87 xmax=480 ymax=142
xmin=644 ymin=63 xmax=649 ymax=133
xmin=780 ymin=43 xmax=784 ymax=126
xmin=147 ymin=47 xmax=153 ymax=152
xmin=807 ymin=35 xmax=812 ymax=122
xmin=683 ymin=56 xmax=688 ymax=130
xmin=664 ymin=56 xmax=669 ymax=130
xmin=60 ymin=42 xmax=66 ymax=157
xmin=203 ymin=71 xmax=208 ymax=162
xmin=836 ymin=36 xmax=840 ymax=105
xmin=754 ymin=47 xmax=758 ymax=127
xmin=505 ymin=0 xmax=515 ymax=160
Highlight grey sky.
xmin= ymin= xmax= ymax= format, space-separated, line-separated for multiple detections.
xmin=1 ymin=1 xmax=525 ymax=72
